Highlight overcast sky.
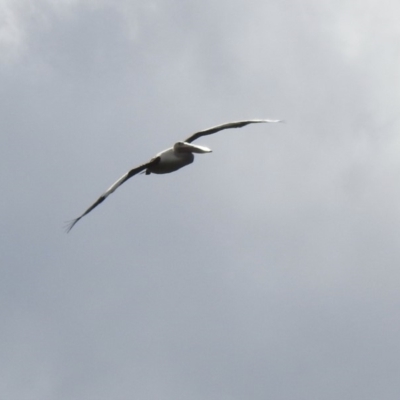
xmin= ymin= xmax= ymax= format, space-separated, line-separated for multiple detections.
xmin=1 ymin=0 xmax=400 ymax=399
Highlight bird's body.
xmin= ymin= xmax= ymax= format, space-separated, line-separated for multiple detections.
xmin=145 ymin=146 xmax=196 ymax=175
xmin=148 ymin=150 xmax=194 ymax=174
xmin=66 ymin=119 xmax=282 ymax=232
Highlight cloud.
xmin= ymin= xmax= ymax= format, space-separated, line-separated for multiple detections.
xmin=1 ymin=1 xmax=400 ymax=399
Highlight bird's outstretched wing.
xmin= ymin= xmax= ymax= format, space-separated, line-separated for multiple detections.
xmin=65 ymin=157 xmax=160 ymax=232
xmin=183 ymin=119 xmax=282 ymax=143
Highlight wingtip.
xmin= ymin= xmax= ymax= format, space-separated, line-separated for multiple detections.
xmin=64 ymin=218 xmax=79 ymax=233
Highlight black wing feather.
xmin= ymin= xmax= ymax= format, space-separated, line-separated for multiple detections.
xmin=184 ymin=119 xmax=282 ymax=143
xmin=65 ymin=157 xmax=160 ymax=232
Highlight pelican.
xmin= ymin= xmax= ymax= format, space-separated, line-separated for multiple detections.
xmin=66 ymin=119 xmax=282 ymax=232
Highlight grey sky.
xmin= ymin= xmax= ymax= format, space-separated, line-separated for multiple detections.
xmin=1 ymin=0 xmax=400 ymax=399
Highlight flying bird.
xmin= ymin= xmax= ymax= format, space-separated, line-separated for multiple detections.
xmin=66 ymin=119 xmax=282 ymax=232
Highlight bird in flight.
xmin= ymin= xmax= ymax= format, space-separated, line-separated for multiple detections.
xmin=65 ymin=119 xmax=282 ymax=232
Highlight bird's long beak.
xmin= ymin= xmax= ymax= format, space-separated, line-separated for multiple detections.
xmin=181 ymin=142 xmax=212 ymax=153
